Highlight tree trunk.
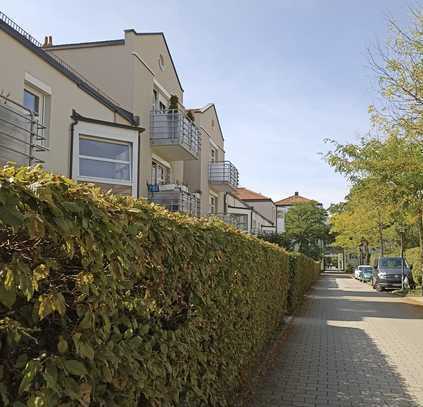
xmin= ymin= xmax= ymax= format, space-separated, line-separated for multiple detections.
xmin=417 ymin=208 xmax=423 ymax=296
xmin=377 ymin=210 xmax=384 ymax=256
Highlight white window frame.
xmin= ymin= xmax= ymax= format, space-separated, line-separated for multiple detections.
xmin=210 ymin=146 xmax=217 ymax=163
xmin=72 ymin=121 xmax=139 ymax=197
xmin=209 ymin=194 xmax=217 ymax=214
xmin=151 ymin=159 xmax=170 ymax=185
xmin=24 ymin=73 xmax=52 ymax=147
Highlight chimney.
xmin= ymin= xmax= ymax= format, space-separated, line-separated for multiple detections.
xmin=48 ymin=35 xmax=53 ymax=47
xmin=42 ymin=36 xmax=49 ymax=48
xmin=294 ymin=191 xmax=299 ymax=196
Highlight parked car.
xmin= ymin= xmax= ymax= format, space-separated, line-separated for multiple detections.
xmin=354 ymin=265 xmax=373 ymax=281
xmin=372 ymin=256 xmax=411 ymax=291
xmin=359 ymin=266 xmax=373 ymax=282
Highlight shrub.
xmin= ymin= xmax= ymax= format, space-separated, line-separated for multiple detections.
xmin=287 ymin=252 xmax=321 ymax=314
xmin=405 ymin=247 xmax=422 ymax=286
xmin=0 ymin=166 xmax=291 ymax=406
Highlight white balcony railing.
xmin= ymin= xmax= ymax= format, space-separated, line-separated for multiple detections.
xmin=211 ymin=213 xmax=249 ymax=232
xmin=208 ymin=161 xmax=239 ymax=191
xmin=148 ymin=183 xmax=200 ymax=217
xmin=0 ymin=94 xmax=48 ymax=166
xmin=150 ymin=110 xmax=201 ymax=160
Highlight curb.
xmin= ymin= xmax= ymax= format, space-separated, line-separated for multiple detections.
xmin=401 ymin=296 xmax=423 ymax=307
xmin=237 ymin=312 xmax=297 ymax=407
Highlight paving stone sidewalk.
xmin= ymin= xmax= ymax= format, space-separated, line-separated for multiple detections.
xmin=251 ymin=274 xmax=423 ymax=407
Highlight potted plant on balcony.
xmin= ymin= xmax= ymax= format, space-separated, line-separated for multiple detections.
xmin=167 ymin=95 xmax=179 ymax=140
xmin=186 ymin=110 xmax=195 ymax=122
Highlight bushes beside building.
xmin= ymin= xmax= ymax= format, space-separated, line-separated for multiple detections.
xmin=405 ymin=247 xmax=422 ymax=286
xmin=0 ymin=166 xmax=320 ymax=406
xmin=287 ymin=253 xmax=321 ymax=314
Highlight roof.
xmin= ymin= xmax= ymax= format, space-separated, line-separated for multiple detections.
xmin=124 ymin=30 xmax=184 ymax=93
xmin=275 ymin=193 xmax=315 ymax=206
xmin=191 ymin=103 xmax=225 ymax=142
xmin=47 ymin=39 xmax=125 ymax=50
xmin=0 ymin=14 xmax=138 ymax=126
xmin=47 ymin=30 xmax=184 ymax=93
xmin=72 ymin=111 xmax=144 ymax=132
xmin=234 ymin=187 xmax=273 ymax=202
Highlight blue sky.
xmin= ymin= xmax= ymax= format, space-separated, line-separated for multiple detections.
xmin=2 ymin=0 xmax=420 ymax=207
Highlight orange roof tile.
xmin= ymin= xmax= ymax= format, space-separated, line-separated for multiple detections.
xmin=234 ymin=187 xmax=273 ymax=201
xmin=275 ymin=192 xmax=314 ymax=206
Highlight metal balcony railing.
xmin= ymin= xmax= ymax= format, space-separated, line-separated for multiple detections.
xmin=0 ymin=12 xmax=123 ymax=109
xmin=0 ymin=94 xmax=48 ymax=166
xmin=208 ymin=161 xmax=239 ymax=189
xmin=150 ymin=110 xmax=201 ymax=159
xmin=148 ymin=184 xmax=200 ymax=217
xmin=211 ymin=213 xmax=249 ymax=232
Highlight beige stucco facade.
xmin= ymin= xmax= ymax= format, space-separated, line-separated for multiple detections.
xmin=0 ymin=28 xmax=142 ymax=196
xmin=47 ymin=30 xmax=187 ymax=200
xmin=0 ymin=15 xmax=242 ymax=223
xmin=225 ymin=193 xmax=275 ymax=235
xmin=184 ymin=104 xmax=226 ymax=215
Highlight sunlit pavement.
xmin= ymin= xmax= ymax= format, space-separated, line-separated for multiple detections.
xmin=252 ymin=273 xmax=423 ymax=407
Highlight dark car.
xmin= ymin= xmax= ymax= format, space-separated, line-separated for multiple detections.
xmin=372 ymin=256 xmax=410 ymax=291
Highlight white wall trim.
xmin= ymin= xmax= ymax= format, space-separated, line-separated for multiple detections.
xmin=131 ymin=52 xmax=155 ymax=76
xmin=152 ymin=153 xmax=171 ymax=168
xmin=24 ymin=73 xmax=52 ymax=95
xmin=200 ymin=126 xmax=225 ymax=153
xmin=72 ymin=121 xmax=139 ymax=197
xmin=153 ymin=79 xmax=172 ymax=100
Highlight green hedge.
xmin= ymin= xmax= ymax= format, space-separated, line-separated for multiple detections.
xmin=287 ymin=253 xmax=321 ymax=314
xmin=0 ymin=166 xmax=292 ymax=406
xmin=405 ymin=247 xmax=422 ymax=286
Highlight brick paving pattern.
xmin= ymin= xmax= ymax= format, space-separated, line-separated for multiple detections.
xmin=252 ymin=274 xmax=423 ymax=407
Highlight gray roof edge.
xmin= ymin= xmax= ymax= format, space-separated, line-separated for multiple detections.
xmin=0 ymin=19 xmax=137 ymax=125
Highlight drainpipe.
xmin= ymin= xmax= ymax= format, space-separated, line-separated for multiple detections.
xmin=70 ymin=110 xmax=79 ymax=179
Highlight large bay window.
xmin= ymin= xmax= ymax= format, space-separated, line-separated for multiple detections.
xmin=72 ymin=121 xmax=139 ymax=197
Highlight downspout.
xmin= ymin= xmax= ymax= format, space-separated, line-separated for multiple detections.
xmin=137 ymin=130 xmax=141 ymax=198
xmin=70 ymin=110 xmax=79 ymax=179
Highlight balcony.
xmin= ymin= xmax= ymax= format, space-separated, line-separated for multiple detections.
xmin=208 ymin=161 xmax=239 ymax=192
xmin=0 ymin=95 xmax=48 ymax=166
xmin=148 ymin=183 xmax=200 ymax=217
xmin=150 ymin=110 xmax=201 ymax=161
xmin=211 ymin=213 xmax=249 ymax=232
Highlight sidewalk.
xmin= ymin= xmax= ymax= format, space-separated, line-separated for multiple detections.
xmin=251 ymin=273 xmax=423 ymax=407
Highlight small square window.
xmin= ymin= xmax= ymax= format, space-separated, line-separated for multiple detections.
xmin=23 ymin=89 xmax=40 ymax=114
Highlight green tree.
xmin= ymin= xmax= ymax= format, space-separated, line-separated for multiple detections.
xmin=284 ymin=202 xmax=329 ymax=260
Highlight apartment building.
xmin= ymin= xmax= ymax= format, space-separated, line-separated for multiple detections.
xmin=45 ymin=28 xmax=203 ymax=215
xmin=0 ymin=12 xmax=240 ymax=218
xmin=184 ymin=104 xmax=239 ymax=216
xmin=224 ymin=191 xmax=275 ymax=235
xmin=0 ymin=13 xmax=143 ymax=198
xmin=232 ymin=187 xmax=277 ymax=234
xmin=275 ymin=191 xmax=322 ymax=232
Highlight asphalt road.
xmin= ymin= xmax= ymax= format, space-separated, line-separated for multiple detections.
xmin=252 ymin=273 xmax=423 ymax=407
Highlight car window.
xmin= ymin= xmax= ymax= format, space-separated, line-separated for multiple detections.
xmin=379 ymin=257 xmax=405 ymax=268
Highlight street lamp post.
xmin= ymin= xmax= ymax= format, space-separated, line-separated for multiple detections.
xmin=398 ymin=226 xmax=406 ymax=291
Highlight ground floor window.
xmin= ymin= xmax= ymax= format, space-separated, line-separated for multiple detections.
xmin=73 ymin=121 xmax=138 ymax=197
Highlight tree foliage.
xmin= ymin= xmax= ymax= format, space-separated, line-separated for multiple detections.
xmin=284 ymin=203 xmax=329 ymax=260
xmin=0 ymin=165 xmax=322 ymax=406
xmin=326 ymin=9 xmax=423 ymax=285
